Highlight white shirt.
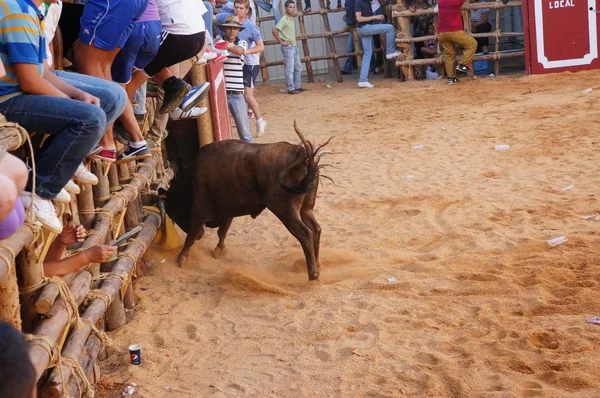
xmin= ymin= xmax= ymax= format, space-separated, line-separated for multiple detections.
xmin=39 ymin=1 xmax=63 ymax=68
xmin=471 ymin=9 xmax=490 ymax=23
xmin=156 ymin=0 xmax=207 ymax=35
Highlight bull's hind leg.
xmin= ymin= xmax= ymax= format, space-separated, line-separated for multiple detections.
xmin=271 ymin=205 xmax=319 ymax=281
xmin=177 ymin=223 xmax=205 ymax=268
xmin=300 ymin=190 xmax=321 ymax=272
xmin=213 ymin=218 xmax=233 ymax=259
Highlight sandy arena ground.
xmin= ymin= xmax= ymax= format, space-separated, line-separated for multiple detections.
xmin=99 ymin=71 xmax=600 ymax=397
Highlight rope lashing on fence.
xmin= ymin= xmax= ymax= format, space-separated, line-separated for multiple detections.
xmin=92 ymin=271 xmax=127 ymax=284
xmin=112 ymin=191 xmax=129 ymax=208
xmin=85 ymin=229 xmax=106 ymax=245
xmin=85 ymin=289 xmax=112 ymax=309
xmin=80 ymin=317 xmax=112 ymax=349
xmin=0 ymin=245 xmax=16 ymax=276
xmin=80 ymin=207 xmax=117 ymax=231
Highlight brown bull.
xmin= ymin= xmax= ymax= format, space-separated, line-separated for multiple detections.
xmin=165 ymin=122 xmax=331 ymax=281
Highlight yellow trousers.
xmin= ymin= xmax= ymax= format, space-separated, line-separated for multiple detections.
xmin=438 ymin=31 xmax=477 ymax=78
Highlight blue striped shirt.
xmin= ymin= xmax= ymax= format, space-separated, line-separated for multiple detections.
xmin=0 ymin=0 xmax=46 ymax=103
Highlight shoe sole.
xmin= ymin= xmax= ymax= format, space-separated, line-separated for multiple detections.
xmin=90 ymin=155 xmax=117 ymax=163
xmin=87 ymin=146 xmax=103 ymax=157
xmin=114 ymin=153 xmax=152 ymax=164
xmin=180 ymin=84 xmax=210 ymax=112
xmin=73 ymin=175 xmax=98 ymax=185
xmin=159 ymin=85 xmax=191 ymax=115
xmin=38 ymin=219 xmax=63 ymax=234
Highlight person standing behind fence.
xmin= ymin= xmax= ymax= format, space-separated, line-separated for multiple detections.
xmin=273 ymin=0 xmax=305 ymax=95
xmin=438 ymin=0 xmax=477 ymax=85
xmin=354 ymin=0 xmax=401 ymax=88
xmin=470 ymin=0 xmax=491 ymax=54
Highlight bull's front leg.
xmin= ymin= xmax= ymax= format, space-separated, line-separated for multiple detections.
xmin=177 ymin=224 xmax=205 ymax=268
xmin=272 ymin=208 xmax=319 ymax=281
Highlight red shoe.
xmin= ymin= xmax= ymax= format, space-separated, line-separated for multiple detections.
xmin=92 ymin=149 xmax=117 ymax=162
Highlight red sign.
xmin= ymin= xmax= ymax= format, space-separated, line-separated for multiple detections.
xmin=206 ymin=62 xmax=232 ymax=141
xmin=525 ymin=0 xmax=599 ymax=73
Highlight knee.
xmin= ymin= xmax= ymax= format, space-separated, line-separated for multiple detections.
xmin=80 ymin=105 xmax=108 ymax=140
xmin=0 ymin=176 xmax=17 ymax=221
xmin=0 ymin=154 xmax=28 ymax=193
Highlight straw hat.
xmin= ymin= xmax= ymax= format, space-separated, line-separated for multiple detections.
xmin=218 ymin=15 xmax=246 ymax=30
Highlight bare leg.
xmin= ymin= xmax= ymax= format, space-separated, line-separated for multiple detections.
xmin=117 ymin=88 xmax=146 ymax=142
xmin=214 ymin=218 xmax=233 ymax=258
xmin=244 ymin=87 xmax=262 ymax=120
xmin=75 ymin=42 xmax=106 ymax=78
xmin=270 ymin=204 xmax=318 ymax=281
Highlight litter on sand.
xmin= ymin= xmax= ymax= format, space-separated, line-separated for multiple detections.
xmin=412 ymin=145 xmax=424 ymax=150
xmin=562 ymin=184 xmax=575 ymax=191
xmin=581 ymin=214 xmax=600 ymax=220
xmin=495 ymin=145 xmax=510 ymax=151
xmin=582 ymin=88 xmax=593 ymax=94
xmin=586 ymin=317 xmax=600 ymax=325
xmin=547 ymin=236 xmax=568 ymax=247
xmin=326 ymin=84 xmax=332 ymax=89
xmin=387 ymin=277 xmax=397 ymax=283
xmin=403 ymin=175 xmax=415 ymax=179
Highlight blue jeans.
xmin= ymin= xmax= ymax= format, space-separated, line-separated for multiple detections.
xmin=343 ymin=32 xmax=354 ymax=73
xmin=0 ymin=74 xmax=126 ymax=199
xmin=203 ymin=1 xmax=214 ymax=38
xmin=227 ymin=93 xmax=253 ymax=143
xmin=272 ymin=0 xmax=282 ymax=23
xmin=281 ymin=45 xmax=302 ymax=92
xmin=357 ymin=23 xmax=396 ymax=83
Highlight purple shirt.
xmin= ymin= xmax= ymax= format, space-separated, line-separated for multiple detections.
xmin=138 ymin=0 xmax=160 ymax=22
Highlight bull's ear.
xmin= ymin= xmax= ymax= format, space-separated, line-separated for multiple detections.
xmin=279 ymin=146 xmax=309 ymax=191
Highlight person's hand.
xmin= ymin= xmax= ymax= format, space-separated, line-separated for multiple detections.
xmin=72 ymin=90 xmax=100 ymax=106
xmin=58 ymin=225 xmax=86 ymax=245
xmin=374 ymin=14 xmax=385 ymax=21
xmin=83 ymin=245 xmax=117 ymax=263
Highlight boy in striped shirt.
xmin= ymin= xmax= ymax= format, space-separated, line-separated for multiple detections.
xmin=218 ymin=15 xmax=253 ymax=143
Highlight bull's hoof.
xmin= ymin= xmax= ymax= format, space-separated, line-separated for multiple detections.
xmin=309 ymin=273 xmax=320 ymax=281
xmin=213 ymin=246 xmax=227 ymax=259
xmin=177 ymin=254 xmax=187 ymax=268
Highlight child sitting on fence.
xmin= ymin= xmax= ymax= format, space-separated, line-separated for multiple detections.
xmin=0 ymin=0 xmax=128 ymax=234
xmin=0 ymin=151 xmax=28 ymax=240
xmin=43 ymin=225 xmax=117 ymax=277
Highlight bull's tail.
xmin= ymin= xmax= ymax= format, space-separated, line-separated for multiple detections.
xmin=279 ymin=121 xmax=333 ymax=194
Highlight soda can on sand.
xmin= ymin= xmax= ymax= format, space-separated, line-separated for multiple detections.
xmin=129 ymin=344 xmax=141 ymax=365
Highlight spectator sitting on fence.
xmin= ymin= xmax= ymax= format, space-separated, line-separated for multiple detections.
xmin=419 ymin=22 xmax=440 ymax=79
xmin=44 ymin=225 xmax=117 ymax=277
xmin=74 ymin=0 xmax=149 ymax=162
xmin=438 ymin=0 xmax=477 ymax=85
xmin=0 ymin=0 xmax=128 ymax=234
xmin=0 ymin=321 xmax=36 ymax=398
xmin=218 ymin=16 xmax=254 ymax=143
xmin=273 ymin=0 xmax=306 ymax=95
xmin=355 ymin=0 xmax=402 ymax=88
xmin=471 ymin=0 xmax=491 ymax=54
xmin=215 ymin=0 xmax=266 ymax=136
xmin=0 ymin=151 xmax=28 ymax=240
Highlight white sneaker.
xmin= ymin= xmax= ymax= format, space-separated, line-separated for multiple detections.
xmin=73 ymin=164 xmax=98 ymax=185
xmin=54 ymin=188 xmax=71 ymax=204
xmin=385 ymin=50 xmax=402 ymax=60
xmin=21 ymin=192 xmax=62 ymax=234
xmin=358 ymin=82 xmax=374 ymax=88
xmin=170 ymin=107 xmax=208 ymax=120
xmin=256 ymin=119 xmax=266 ymax=137
xmin=202 ymin=50 xmax=218 ymax=61
xmin=64 ymin=179 xmax=80 ymax=195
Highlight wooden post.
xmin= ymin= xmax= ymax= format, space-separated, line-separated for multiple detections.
xmin=124 ymin=196 xmax=141 ymax=230
xmin=63 ymin=334 xmax=104 ymax=398
xmin=494 ymin=0 xmax=500 ymax=76
xmin=18 ymin=241 xmax=46 ymax=333
xmin=190 ymin=63 xmax=214 ymax=147
xmin=118 ymin=163 xmax=131 ymax=185
xmin=92 ymin=160 xmax=110 ymax=208
xmin=297 ymin=9 xmax=315 ymax=83
xmin=317 ymin=1 xmax=343 ymax=82
xmin=123 ymin=282 xmax=135 ymax=309
xmin=253 ymin=1 xmax=271 ymax=85
xmin=78 ymin=184 xmax=94 ymax=230
xmin=0 ymin=253 xmax=21 ymax=330
xmin=107 ymin=163 xmax=120 ymax=192
xmin=461 ymin=1 xmax=473 ymax=73
xmin=396 ymin=8 xmax=414 ymax=80
xmin=353 ymin=29 xmax=362 ymax=69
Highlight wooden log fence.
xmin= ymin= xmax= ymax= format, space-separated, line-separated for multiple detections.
xmin=392 ymin=0 xmax=524 ymax=79
xmin=0 ymin=111 xmax=169 ymax=396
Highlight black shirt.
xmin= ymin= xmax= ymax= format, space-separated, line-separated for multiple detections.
xmin=345 ymin=0 xmax=356 ymax=27
xmin=355 ymin=0 xmax=374 ymax=27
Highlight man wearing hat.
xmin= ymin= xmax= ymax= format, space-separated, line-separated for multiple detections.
xmin=218 ymin=16 xmax=254 ymax=143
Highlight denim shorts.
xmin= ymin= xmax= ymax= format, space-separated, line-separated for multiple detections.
xmin=112 ymin=20 xmax=162 ymax=84
xmin=79 ymin=0 xmax=149 ymax=51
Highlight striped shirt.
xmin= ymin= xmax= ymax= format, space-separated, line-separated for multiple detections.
xmin=0 ymin=0 xmax=46 ymax=103
xmin=471 ymin=8 xmax=489 ymax=23
xmin=223 ymin=39 xmax=248 ymax=92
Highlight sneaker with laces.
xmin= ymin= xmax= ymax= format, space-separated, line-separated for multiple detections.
xmin=288 ymin=90 xmax=300 ymax=94
xmin=305 ymin=7 xmax=311 ymax=11
xmin=54 ymin=188 xmax=71 ymax=204
xmin=74 ymin=164 xmax=98 ymax=185
xmin=385 ymin=50 xmax=402 ymax=59
xmin=358 ymin=81 xmax=374 ymax=88
xmin=296 ymin=87 xmax=308 ymax=92
xmin=180 ymin=82 xmax=210 ymax=112
xmin=87 ymin=145 xmax=103 ymax=157
xmin=116 ymin=143 xmax=151 ymax=164
xmin=92 ymin=149 xmax=117 ymax=162
xmin=256 ymin=119 xmax=266 ymax=137
xmin=160 ymin=78 xmax=191 ymax=114
xmin=448 ymin=77 xmax=459 ymax=85
xmin=456 ymin=63 xmax=471 ymax=74
xmin=64 ymin=179 xmax=80 ymax=195
xmin=21 ymin=192 xmax=62 ymax=234
xmin=170 ymin=107 xmax=208 ymax=120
